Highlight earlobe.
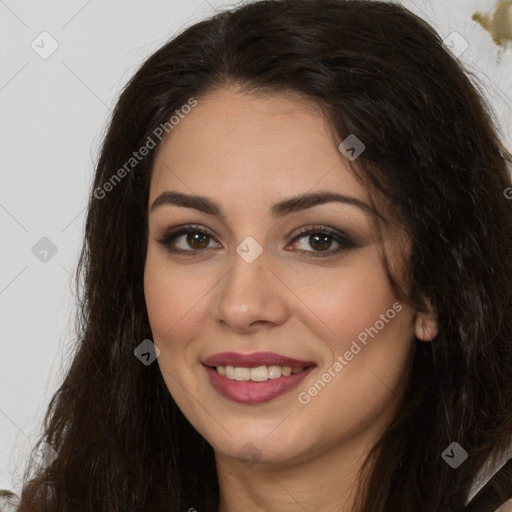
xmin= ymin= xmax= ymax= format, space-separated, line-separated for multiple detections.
xmin=414 ymin=313 xmax=439 ymax=342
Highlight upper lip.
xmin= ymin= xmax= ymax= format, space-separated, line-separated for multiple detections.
xmin=202 ymin=351 xmax=316 ymax=368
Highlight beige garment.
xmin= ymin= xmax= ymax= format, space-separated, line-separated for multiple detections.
xmin=496 ymin=498 xmax=512 ymax=512
xmin=466 ymin=439 xmax=512 ymax=506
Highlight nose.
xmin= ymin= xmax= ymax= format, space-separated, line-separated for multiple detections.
xmin=213 ymin=248 xmax=290 ymax=333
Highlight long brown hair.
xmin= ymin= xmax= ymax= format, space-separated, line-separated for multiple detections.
xmin=13 ymin=1 xmax=512 ymax=510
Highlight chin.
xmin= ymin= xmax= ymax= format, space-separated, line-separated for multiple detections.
xmin=206 ymin=423 xmax=308 ymax=465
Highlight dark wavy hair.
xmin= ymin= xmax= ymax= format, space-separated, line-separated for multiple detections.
xmin=11 ymin=0 xmax=512 ymax=510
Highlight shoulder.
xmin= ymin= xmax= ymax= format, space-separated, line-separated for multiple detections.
xmin=466 ymin=440 xmax=512 ymax=512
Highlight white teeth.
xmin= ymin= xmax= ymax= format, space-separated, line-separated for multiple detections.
xmin=268 ymin=365 xmax=282 ymax=379
xmin=233 ymin=367 xmax=250 ymax=381
xmin=250 ymin=366 xmax=268 ymax=382
xmin=215 ymin=365 xmax=305 ymax=381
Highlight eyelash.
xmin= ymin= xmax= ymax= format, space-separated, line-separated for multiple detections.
xmin=156 ymin=224 xmax=356 ymax=259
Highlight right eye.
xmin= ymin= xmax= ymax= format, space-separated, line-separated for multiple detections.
xmin=157 ymin=225 xmax=222 ymax=254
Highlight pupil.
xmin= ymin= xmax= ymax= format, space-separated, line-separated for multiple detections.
xmin=188 ymin=232 xmax=209 ymax=249
xmin=310 ymin=233 xmax=331 ymax=251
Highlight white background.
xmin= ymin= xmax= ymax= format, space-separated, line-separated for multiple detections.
xmin=1 ymin=0 xmax=511 ymax=495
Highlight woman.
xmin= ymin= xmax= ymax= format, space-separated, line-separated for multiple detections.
xmin=4 ymin=0 xmax=512 ymax=510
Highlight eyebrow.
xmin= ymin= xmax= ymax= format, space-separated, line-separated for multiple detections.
xmin=149 ymin=190 xmax=380 ymax=219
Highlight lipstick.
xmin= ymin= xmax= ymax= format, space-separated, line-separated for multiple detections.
xmin=202 ymin=351 xmax=316 ymax=404
xmin=203 ymin=351 xmax=316 ymax=368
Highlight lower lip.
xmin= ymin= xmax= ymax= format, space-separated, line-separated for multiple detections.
xmin=204 ymin=365 xmax=316 ymax=404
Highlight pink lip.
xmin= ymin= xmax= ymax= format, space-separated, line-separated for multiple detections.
xmin=204 ymin=365 xmax=316 ymax=404
xmin=202 ymin=351 xmax=316 ymax=368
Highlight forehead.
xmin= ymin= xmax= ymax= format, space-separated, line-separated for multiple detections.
xmin=149 ymin=87 xmax=368 ymax=207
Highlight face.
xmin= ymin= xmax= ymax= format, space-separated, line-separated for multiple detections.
xmin=144 ymin=86 xmax=418 ymax=467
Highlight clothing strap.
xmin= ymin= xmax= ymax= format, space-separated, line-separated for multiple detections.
xmin=463 ymin=458 xmax=512 ymax=512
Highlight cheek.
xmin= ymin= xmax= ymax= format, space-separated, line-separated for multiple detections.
xmin=143 ymin=247 xmax=224 ymax=406
xmin=292 ymin=251 xmax=414 ymax=431
xmin=143 ymin=251 xmax=212 ymax=345
xmin=288 ymin=249 xmax=400 ymax=350
xmin=143 ymin=254 xmax=207 ymax=409
xmin=289 ymin=247 xmax=415 ymax=419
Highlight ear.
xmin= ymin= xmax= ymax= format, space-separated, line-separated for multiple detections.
xmin=414 ymin=303 xmax=439 ymax=342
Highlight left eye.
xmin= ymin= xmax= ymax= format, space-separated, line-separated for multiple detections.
xmin=287 ymin=227 xmax=352 ymax=256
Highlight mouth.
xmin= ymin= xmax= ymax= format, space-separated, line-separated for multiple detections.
xmin=201 ymin=352 xmax=317 ymax=404
xmin=209 ymin=364 xmax=315 ymax=381
xmin=202 ymin=351 xmax=316 ymax=370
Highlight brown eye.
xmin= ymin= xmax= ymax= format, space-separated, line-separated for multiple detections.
xmin=157 ymin=224 xmax=355 ymax=258
xmin=185 ymin=232 xmax=210 ymax=250
xmin=308 ymin=233 xmax=334 ymax=251
xmin=288 ymin=225 xmax=355 ymax=258
xmin=157 ymin=225 xmax=222 ymax=254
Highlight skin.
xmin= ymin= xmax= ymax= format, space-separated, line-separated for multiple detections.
xmin=143 ymin=86 xmax=437 ymax=512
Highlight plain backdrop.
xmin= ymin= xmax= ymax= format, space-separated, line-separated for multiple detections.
xmin=1 ymin=0 xmax=511 ymax=496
